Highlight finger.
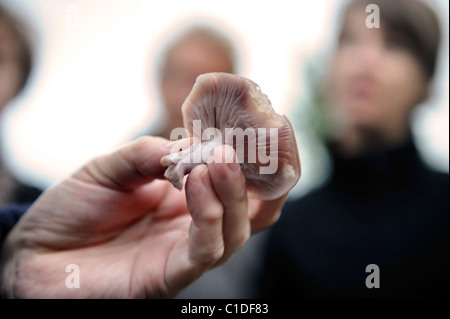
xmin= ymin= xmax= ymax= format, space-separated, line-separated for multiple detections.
xmin=185 ymin=164 xmax=225 ymax=268
xmin=208 ymin=145 xmax=250 ymax=262
xmin=248 ymin=194 xmax=287 ymax=234
xmin=164 ymin=164 xmax=225 ymax=295
xmin=74 ymin=136 xmax=181 ymax=190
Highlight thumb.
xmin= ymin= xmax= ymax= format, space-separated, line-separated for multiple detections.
xmin=74 ymin=136 xmax=179 ymax=190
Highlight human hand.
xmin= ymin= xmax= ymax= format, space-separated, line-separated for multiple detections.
xmin=0 ymin=136 xmax=286 ymax=298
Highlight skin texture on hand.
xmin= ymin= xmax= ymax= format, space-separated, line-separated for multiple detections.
xmin=0 ymin=136 xmax=286 ymax=298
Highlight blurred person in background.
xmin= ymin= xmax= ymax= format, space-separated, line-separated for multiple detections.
xmin=259 ymin=0 xmax=448 ymax=298
xmin=0 ymin=4 xmax=41 ymax=208
xmin=144 ymin=23 xmax=238 ymax=139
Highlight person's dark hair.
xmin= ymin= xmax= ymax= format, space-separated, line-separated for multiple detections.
xmin=343 ymin=0 xmax=441 ymax=80
xmin=0 ymin=4 xmax=33 ymax=94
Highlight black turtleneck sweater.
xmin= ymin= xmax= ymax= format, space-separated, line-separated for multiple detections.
xmin=258 ymin=141 xmax=449 ymax=298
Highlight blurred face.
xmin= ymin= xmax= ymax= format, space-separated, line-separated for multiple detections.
xmin=160 ymin=38 xmax=233 ymax=127
xmin=0 ymin=19 xmax=23 ymax=111
xmin=327 ymin=8 xmax=428 ymax=148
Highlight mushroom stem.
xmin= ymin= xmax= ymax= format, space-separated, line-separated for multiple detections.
xmin=161 ymin=138 xmax=224 ymax=190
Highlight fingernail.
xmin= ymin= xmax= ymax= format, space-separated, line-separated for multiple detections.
xmin=166 ymin=138 xmax=191 ymax=155
xmin=227 ymin=161 xmax=240 ymax=172
xmin=224 ymin=146 xmax=239 ymax=172
xmin=164 ymin=139 xmax=177 ymax=148
xmin=201 ymin=167 xmax=211 ymax=188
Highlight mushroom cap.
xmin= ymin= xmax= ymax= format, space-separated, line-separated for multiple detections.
xmin=181 ymin=72 xmax=301 ymax=200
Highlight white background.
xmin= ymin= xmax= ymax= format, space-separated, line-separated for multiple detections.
xmin=1 ymin=0 xmax=448 ymax=191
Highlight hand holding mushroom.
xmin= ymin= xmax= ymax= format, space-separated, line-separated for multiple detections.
xmin=0 ymin=73 xmax=300 ymax=299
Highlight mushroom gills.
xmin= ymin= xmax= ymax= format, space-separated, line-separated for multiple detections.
xmin=160 ymin=72 xmax=301 ymax=200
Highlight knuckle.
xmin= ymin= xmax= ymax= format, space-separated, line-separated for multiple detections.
xmin=197 ymin=206 xmax=223 ymax=226
xmin=196 ymin=244 xmax=224 ymax=267
xmin=132 ymin=136 xmax=152 ymax=153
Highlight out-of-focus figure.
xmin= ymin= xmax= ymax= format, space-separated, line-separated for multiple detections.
xmin=0 ymin=5 xmax=41 ymax=208
xmin=259 ymin=0 xmax=448 ymax=298
xmin=149 ymin=24 xmax=237 ymax=139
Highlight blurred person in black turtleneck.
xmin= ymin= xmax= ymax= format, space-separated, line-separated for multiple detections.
xmin=259 ymin=0 xmax=448 ymax=298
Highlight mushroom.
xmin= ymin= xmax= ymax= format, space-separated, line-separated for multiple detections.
xmin=160 ymin=72 xmax=301 ymax=200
